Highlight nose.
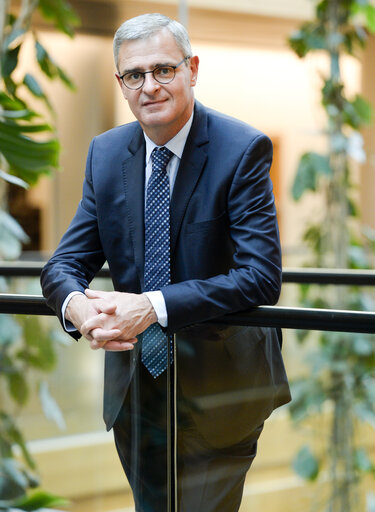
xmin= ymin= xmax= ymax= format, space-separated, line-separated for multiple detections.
xmin=142 ymin=71 xmax=161 ymax=94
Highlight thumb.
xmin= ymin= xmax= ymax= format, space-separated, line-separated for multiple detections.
xmin=85 ymin=288 xmax=107 ymax=299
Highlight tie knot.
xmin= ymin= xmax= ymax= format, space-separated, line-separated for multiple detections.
xmin=151 ymin=146 xmax=174 ymax=172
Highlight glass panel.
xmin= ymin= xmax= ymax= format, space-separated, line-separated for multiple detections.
xmin=0 ymin=275 xmax=170 ymax=512
xmin=2 ymin=272 xmax=374 ymax=511
xmin=175 ymin=325 xmax=290 ymax=511
xmin=111 ymin=346 xmax=170 ymax=511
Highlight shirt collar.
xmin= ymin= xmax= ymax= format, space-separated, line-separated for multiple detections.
xmin=144 ymin=111 xmax=194 ymax=164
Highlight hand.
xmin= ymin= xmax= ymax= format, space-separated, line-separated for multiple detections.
xmin=80 ymin=289 xmax=157 ymax=350
xmin=65 ymin=293 xmax=137 ymax=352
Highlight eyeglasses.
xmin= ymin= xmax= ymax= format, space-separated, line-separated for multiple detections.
xmin=117 ymin=56 xmax=191 ymax=90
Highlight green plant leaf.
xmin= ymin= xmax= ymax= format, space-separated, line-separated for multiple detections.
xmin=0 ymin=92 xmax=37 ymax=121
xmin=11 ymin=489 xmax=69 ymax=511
xmin=4 ymin=28 xmax=26 ymax=48
xmin=0 ymin=92 xmax=27 ymax=111
xmin=1 ymin=122 xmax=52 ymax=133
xmin=302 ymin=224 xmax=325 ymax=256
xmin=35 ymin=41 xmax=55 ymax=79
xmin=0 ymin=412 xmax=35 ymax=469
xmin=22 ymin=73 xmax=44 ymax=98
xmin=0 ymin=119 xmax=59 ymax=184
xmin=295 ymin=329 xmax=309 ymax=343
xmin=292 ymin=152 xmax=332 ymax=200
xmin=322 ymin=79 xmax=345 ymax=110
xmin=18 ymin=316 xmax=56 ymax=372
xmin=0 ymin=109 xmax=37 ymax=121
xmin=38 ymin=0 xmax=80 ymax=37
xmin=0 ymin=470 xmax=26 ymax=501
xmin=7 ymin=372 xmax=28 ymax=406
xmin=23 ymin=74 xmax=54 ymax=112
xmin=39 ymin=381 xmax=66 ymax=430
xmin=35 ymin=40 xmax=75 ymax=89
xmin=289 ymin=23 xmax=327 ymax=57
xmin=1 ymin=459 xmax=29 ymax=491
xmin=56 ymin=64 xmax=75 ymax=89
xmin=343 ymin=95 xmax=372 ymax=129
xmin=351 ymin=3 xmax=375 ymax=33
xmin=354 ymin=447 xmax=375 ymax=473
xmin=1 ymin=44 xmax=21 ymax=77
xmin=293 ymin=445 xmax=320 ymax=481
xmin=289 ymin=378 xmax=326 ymax=422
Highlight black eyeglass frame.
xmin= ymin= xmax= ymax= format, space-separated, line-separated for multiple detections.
xmin=117 ymin=56 xmax=191 ymax=90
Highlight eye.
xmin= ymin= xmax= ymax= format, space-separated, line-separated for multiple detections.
xmin=155 ymin=66 xmax=173 ymax=78
xmin=126 ymin=72 xmax=142 ymax=82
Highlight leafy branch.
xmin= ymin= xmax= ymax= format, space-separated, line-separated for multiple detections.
xmin=0 ymin=1 xmax=79 ymax=510
xmin=288 ymin=1 xmax=375 ymax=511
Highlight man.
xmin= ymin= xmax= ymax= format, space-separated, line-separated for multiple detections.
xmin=41 ymin=13 xmax=290 ymax=512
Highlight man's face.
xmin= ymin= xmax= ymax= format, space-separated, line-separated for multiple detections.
xmin=116 ymin=29 xmax=199 ymax=145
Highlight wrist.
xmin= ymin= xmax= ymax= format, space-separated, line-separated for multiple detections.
xmin=141 ymin=293 xmax=158 ymax=326
xmin=65 ymin=293 xmax=87 ymax=328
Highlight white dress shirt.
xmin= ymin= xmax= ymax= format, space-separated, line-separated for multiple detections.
xmin=62 ymin=112 xmax=194 ymax=331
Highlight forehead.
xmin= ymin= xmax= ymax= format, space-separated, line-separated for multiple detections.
xmin=118 ymin=29 xmax=184 ymax=71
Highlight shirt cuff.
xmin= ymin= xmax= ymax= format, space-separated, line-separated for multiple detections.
xmin=62 ymin=291 xmax=85 ymax=332
xmin=144 ymin=290 xmax=168 ymax=327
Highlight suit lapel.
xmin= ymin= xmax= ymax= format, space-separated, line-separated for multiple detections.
xmin=170 ymin=102 xmax=209 ymax=254
xmin=122 ymin=125 xmax=146 ymax=289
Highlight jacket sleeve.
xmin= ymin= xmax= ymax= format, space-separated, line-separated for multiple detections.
xmin=161 ymin=134 xmax=281 ymax=334
xmin=40 ymin=138 xmax=106 ymax=333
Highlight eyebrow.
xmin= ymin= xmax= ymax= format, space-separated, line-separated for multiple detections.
xmin=122 ymin=62 xmax=175 ymax=74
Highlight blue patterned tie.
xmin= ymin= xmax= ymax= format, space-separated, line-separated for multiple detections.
xmin=142 ymin=146 xmax=174 ymax=378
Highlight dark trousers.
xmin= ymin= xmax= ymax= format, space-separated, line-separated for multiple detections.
xmin=113 ymin=363 xmax=263 ymax=512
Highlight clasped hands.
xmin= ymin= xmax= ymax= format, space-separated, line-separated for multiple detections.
xmin=65 ymin=289 xmax=157 ymax=351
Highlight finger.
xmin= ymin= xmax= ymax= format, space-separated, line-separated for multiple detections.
xmin=110 ymin=336 xmax=138 ymax=344
xmin=83 ymin=330 xmax=94 ymax=342
xmin=87 ymin=328 xmax=122 ymax=343
xmin=81 ymin=313 xmax=113 ymax=336
xmin=89 ymin=339 xmax=108 ymax=350
xmin=99 ymin=339 xmax=137 ymax=351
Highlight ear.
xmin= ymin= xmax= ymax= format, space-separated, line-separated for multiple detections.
xmin=189 ymin=56 xmax=199 ymax=86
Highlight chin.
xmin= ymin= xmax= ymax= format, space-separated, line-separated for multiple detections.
xmin=142 ymin=110 xmax=173 ymax=127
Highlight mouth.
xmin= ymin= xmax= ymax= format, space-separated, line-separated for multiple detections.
xmin=142 ymin=99 xmax=167 ymax=107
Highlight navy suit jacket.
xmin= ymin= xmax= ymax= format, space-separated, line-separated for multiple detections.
xmin=41 ymin=101 xmax=290 ymax=447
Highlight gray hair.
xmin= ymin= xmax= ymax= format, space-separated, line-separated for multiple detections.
xmin=113 ymin=13 xmax=192 ymax=70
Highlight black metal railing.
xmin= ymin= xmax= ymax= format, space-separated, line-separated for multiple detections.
xmin=0 ymin=294 xmax=374 ymax=333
